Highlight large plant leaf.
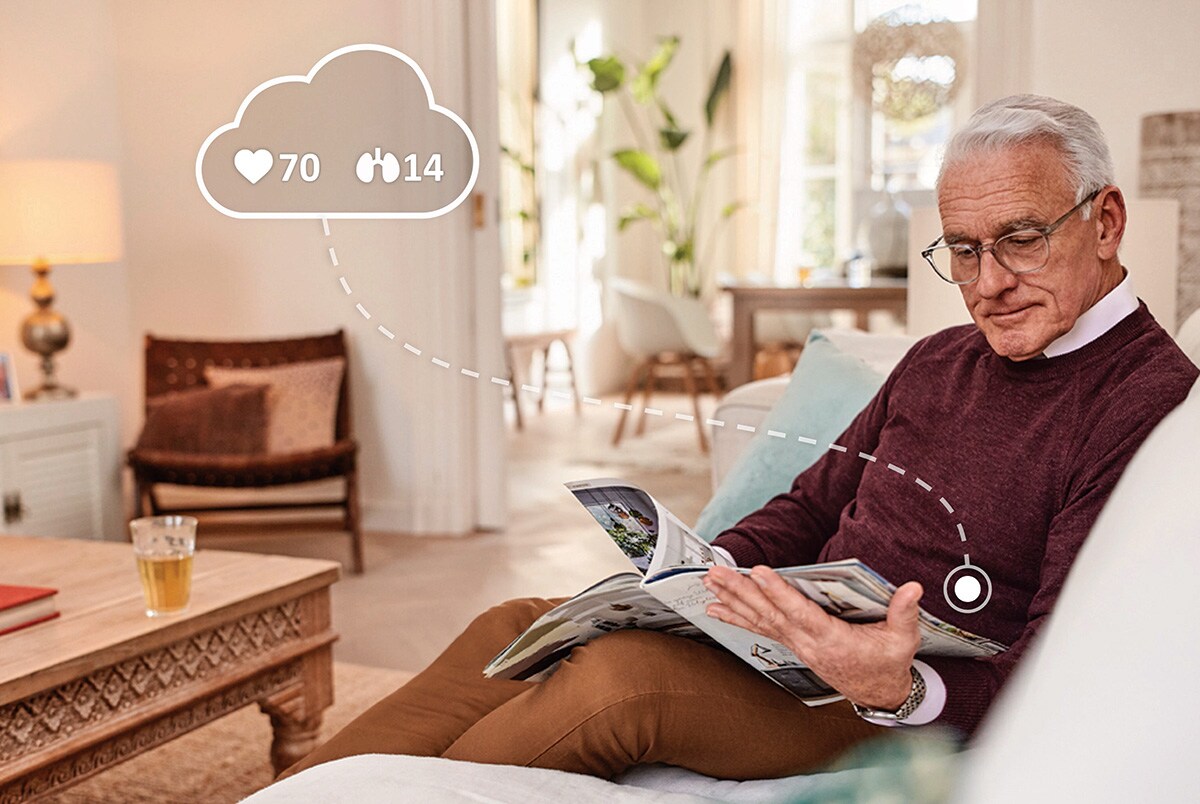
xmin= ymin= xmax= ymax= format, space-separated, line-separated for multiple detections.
xmin=612 ymin=149 xmax=662 ymax=190
xmin=659 ymin=127 xmax=690 ymax=150
xmin=705 ymin=51 xmax=732 ymax=126
xmin=618 ymin=203 xmax=659 ymax=231
xmin=587 ymin=56 xmax=626 ymax=93
xmin=632 ymin=36 xmax=679 ymax=103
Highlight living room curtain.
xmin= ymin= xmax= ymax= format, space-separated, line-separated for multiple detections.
xmin=734 ymin=0 xmax=792 ymax=279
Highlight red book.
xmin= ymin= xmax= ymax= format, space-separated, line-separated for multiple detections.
xmin=0 ymin=584 xmax=60 ymax=637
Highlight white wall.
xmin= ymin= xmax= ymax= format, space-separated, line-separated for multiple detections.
xmin=0 ymin=0 xmax=505 ymax=534
xmin=1025 ymin=0 xmax=1200 ymax=193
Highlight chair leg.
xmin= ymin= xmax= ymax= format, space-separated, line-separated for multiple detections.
xmin=130 ymin=478 xmax=148 ymax=539
xmin=561 ymin=338 xmax=582 ymax=415
xmin=634 ymin=358 xmax=658 ymax=437
xmin=682 ymin=356 xmax=709 ymax=453
xmin=612 ymin=359 xmax=649 ymax=447
xmin=506 ymin=343 xmax=523 ymax=431
xmin=345 ymin=470 xmax=365 ymax=575
xmin=538 ymin=345 xmax=552 ymax=413
xmin=699 ymin=357 xmax=722 ymax=401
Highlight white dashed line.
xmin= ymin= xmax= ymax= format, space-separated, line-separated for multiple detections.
xmin=322 ymin=218 xmax=973 ymax=572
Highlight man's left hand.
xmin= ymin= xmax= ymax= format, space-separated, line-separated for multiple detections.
xmin=703 ymin=565 xmax=923 ymax=710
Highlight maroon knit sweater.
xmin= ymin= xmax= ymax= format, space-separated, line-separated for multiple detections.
xmin=713 ymin=304 xmax=1197 ymax=736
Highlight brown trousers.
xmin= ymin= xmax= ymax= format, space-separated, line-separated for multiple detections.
xmin=282 ymin=597 xmax=885 ymax=781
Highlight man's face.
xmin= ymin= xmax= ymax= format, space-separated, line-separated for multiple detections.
xmin=937 ymin=142 xmax=1113 ymax=360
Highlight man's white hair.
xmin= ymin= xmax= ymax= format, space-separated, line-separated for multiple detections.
xmin=937 ymin=94 xmax=1115 ymax=220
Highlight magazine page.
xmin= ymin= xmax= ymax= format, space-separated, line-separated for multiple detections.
xmin=483 ymin=572 xmax=711 ymax=682
xmin=643 ymin=568 xmax=843 ymax=705
xmin=565 ymin=478 xmax=733 ymax=575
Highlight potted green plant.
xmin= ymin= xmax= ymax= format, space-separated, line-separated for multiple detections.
xmin=584 ymin=37 xmax=740 ymax=298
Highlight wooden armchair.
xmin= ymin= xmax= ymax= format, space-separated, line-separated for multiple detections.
xmin=126 ymin=330 xmax=364 ymax=573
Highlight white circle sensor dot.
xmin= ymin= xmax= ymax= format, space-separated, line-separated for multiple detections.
xmin=954 ymin=575 xmax=982 ymax=603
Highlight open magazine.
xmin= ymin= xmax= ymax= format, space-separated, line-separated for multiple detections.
xmin=484 ymin=478 xmax=1008 ymax=705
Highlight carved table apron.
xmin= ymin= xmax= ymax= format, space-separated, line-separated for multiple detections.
xmin=0 ymin=536 xmax=339 ymax=802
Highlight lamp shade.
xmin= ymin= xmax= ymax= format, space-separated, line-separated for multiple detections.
xmin=0 ymin=160 xmax=123 ymax=265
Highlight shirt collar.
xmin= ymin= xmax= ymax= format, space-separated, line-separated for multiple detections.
xmin=1042 ymin=270 xmax=1138 ymax=358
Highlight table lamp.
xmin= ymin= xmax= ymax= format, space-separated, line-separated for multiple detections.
xmin=0 ymin=160 xmax=123 ymax=400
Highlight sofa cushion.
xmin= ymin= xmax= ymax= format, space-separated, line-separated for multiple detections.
xmin=206 ymin=357 xmax=344 ymax=454
xmin=694 ymin=330 xmax=915 ymax=541
xmin=136 ymin=384 xmax=269 ymax=455
xmin=242 ymin=754 xmax=712 ymax=803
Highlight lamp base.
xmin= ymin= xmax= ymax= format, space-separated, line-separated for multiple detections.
xmin=23 ymin=381 xmax=76 ymax=402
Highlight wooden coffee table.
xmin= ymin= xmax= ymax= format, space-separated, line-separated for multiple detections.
xmin=0 ymin=536 xmax=339 ymax=800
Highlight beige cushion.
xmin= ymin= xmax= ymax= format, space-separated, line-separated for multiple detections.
xmin=205 ymin=358 xmax=344 ymax=454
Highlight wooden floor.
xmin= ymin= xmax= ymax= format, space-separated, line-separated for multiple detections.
xmin=203 ymin=392 xmax=715 ymax=673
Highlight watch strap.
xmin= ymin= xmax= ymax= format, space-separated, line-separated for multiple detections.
xmin=851 ymin=665 xmax=926 ymax=721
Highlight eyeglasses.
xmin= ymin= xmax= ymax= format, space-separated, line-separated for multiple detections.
xmin=921 ymin=190 xmax=1101 ymax=285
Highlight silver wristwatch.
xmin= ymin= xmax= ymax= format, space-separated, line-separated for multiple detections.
xmin=851 ymin=665 xmax=926 ymax=721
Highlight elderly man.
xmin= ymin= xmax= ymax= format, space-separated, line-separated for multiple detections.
xmin=282 ymin=96 xmax=1198 ymax=782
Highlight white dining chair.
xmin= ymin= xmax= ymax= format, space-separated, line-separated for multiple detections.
xmin=609 ymin=278 xmax=722 ymax=451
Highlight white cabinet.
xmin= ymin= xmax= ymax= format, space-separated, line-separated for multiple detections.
xmin=0 ymin=394 xmax=123 ymax=540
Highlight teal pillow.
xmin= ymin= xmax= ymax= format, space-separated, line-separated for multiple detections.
xmin=694 ymin=332 xmax=896 ymax=541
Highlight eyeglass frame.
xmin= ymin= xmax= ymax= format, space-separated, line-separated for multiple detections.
xmin=921 ymin=189 xmax=1103 ymax=286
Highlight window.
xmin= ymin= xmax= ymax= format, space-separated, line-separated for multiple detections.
xmin=773 ymin=0 xmax=975 ymax=282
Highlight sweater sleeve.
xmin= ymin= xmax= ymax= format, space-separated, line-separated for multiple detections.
xmin=712 ymin=345 xmax=918 ymax=568
xmin=922 ymin=385 xmax=1192 ymax=736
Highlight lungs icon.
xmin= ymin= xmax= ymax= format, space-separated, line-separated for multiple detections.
xmin=356 ymin=148 xmax=401 ymax=183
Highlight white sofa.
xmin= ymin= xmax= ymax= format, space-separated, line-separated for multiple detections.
xmin=250 ymin=321 xmax=1200 ymax=803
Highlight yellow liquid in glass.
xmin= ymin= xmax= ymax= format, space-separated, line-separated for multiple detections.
xmin=136 ymin=554 xmax=193 ymax=615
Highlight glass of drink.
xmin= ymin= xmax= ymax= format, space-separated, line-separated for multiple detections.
xmin=130 ymin=515 xmax=197 ymax=617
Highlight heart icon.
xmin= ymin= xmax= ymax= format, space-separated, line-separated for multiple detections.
xmin=234 ymin=148 xmax=273 ymax=184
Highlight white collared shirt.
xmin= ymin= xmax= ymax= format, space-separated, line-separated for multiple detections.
xmin=1043 ymin=270 xmax=1138 ymax=357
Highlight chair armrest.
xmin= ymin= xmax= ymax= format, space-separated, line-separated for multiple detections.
xmin=711 ymin=376 xmax=790 ymax=492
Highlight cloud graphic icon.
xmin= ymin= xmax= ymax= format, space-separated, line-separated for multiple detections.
xmin=196 ymin=44 xmax=479 ymax=219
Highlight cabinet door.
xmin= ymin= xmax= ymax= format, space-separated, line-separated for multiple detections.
xmin=0 ymin=425 xmax=105 ymax=539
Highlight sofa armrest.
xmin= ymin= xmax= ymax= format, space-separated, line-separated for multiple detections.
xmin=711 ymin=376 xmax=790 ymax=492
